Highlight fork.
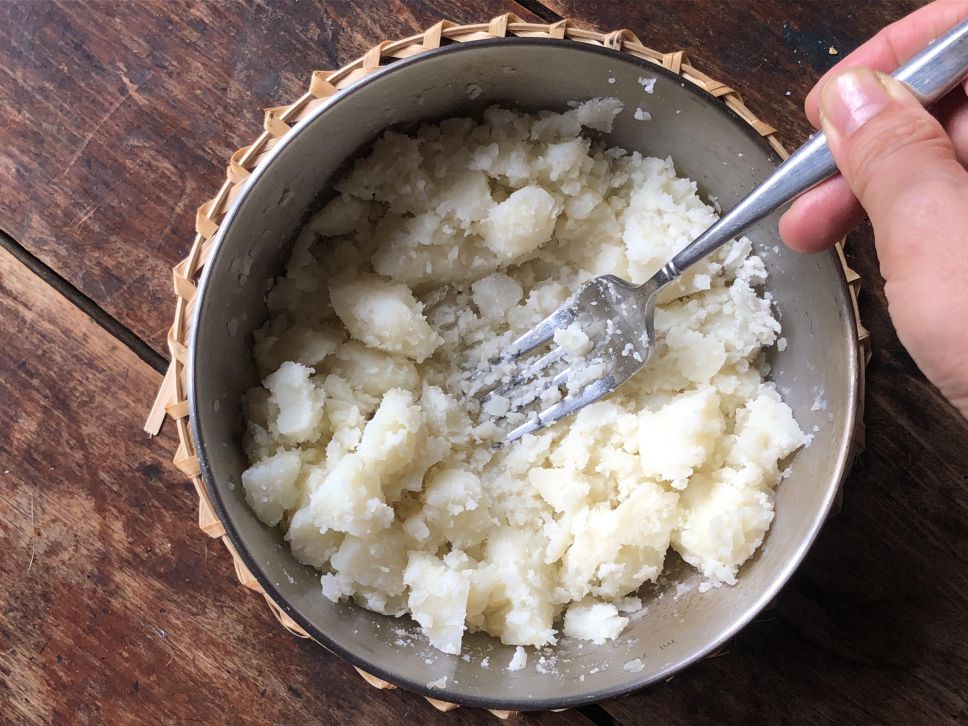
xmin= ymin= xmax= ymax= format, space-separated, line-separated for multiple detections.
xmin=490 ymin=16 xmax=968 ymax=444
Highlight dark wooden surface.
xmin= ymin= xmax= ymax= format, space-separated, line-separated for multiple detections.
xmin=1 ymin=0 xmax=966 ymax=723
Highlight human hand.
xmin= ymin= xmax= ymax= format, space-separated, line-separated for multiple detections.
xmin=778 ymin=0 xmax=968 ymax=418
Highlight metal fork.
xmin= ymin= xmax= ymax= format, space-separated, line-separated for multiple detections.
xmin=490 ymin=16 xmax=968 ymax=443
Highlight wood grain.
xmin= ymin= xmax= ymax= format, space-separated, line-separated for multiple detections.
xmin=0 ymin=245 xmax=590 ymax=725
xmin=0 ymin=0 xmax=540 ymax=357
xmin=537 ymin=0 xmax=922 ymax=147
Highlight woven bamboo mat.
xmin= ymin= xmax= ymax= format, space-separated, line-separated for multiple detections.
xmin=145 ymin=13 xmax=869 ymax=719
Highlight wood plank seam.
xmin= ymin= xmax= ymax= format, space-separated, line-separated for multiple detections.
xmin=515 ymin=0 xmax=564 ymax=23
xmin=0 ymin=228 xmax=168 ymax=375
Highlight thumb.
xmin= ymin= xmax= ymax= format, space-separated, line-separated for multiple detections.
xmin=818 ymin=68 xmax=966 ymax=243
xmin=818 ymin=67 xmax=968 ymax=414
xmin=818 ymin=68 xmax=968 ymax=280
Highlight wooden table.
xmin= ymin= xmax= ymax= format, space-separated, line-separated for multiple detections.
xmin=2 ymin=1 xmax=966 ymax=723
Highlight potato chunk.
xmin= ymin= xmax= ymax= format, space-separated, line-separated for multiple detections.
xmin=403 ymin=552 xmax=470 ymax=655
xmin=638 ymin=386 xmax=724 ymax=489
xmin=329 ymin=276 xmax=442 ymax=362
xmin=241 ymin=450 xmax=302 ymax=526
xmin=307 ymin=455 xmax=393 ymax=537
xmin=356 ymin=389 xmax=424 ymax=479
xmin=286 ymin=506 xmax=343 ymax=568
xmin=672 ymin=473 xmax=775 ymax=584
xmin=264 ymin=361 xmax=325 ymax=443
xmin=479 ymin=185 xmax=557 ymax=260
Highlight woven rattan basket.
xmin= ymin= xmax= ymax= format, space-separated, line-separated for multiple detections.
xmin=146 ymin=14 xmax=868 ymax=718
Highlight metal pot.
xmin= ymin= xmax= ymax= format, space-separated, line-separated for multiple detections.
xmin=189 ymin=38 xmax=860 ymax=711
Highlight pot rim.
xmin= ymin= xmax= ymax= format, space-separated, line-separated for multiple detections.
xmin=188 ymin=36 xmax=860 ymax=711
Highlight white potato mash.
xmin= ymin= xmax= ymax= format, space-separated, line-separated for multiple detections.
xmin=240 ymin=99 xmax=806 ymax=655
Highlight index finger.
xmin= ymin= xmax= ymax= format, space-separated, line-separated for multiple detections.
xmin=803 ymin=0 xmax=968 ymax=127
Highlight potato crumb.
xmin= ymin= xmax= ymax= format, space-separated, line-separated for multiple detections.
xmin=563 ymin=600 xmax=629 ymax=644
xmin=508 ymin=646 xmax=528 ymax=672
xmin=553 ymin=322 xmax=593 ymax=357
xmin=623 ymin=658 xmax=645 ymax=673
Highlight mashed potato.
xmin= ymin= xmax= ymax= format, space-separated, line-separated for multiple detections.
xmin=240 ymin=99 xmax=806 ymax=655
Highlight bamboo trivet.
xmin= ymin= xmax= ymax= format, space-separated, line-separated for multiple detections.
xmin=145 ymin=13 xmax=869 ymax=718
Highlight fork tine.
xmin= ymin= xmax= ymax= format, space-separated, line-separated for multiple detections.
xmin=481 ymin=346 xmax=565 ymax=404
xmin=548 ymin=362 xmax=577 ymax=390
xmin=504 ymin=362 xmax=575 ymax=410
xmin=502 ymin=376 xmax=614 ymax=444
xmin=503 ymin=306 xmax=577 ymax=361
xmin=522 ymin=348 xmax=601 ymax=402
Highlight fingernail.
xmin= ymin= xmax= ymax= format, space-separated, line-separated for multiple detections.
xmin=819 ymin=69 xmax=891 ymax=137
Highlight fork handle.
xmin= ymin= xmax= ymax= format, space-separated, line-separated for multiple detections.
xmin=662 ymin=16 xmax=968 ymax=280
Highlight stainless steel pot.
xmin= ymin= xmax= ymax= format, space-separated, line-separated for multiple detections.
xmin=189 ymin=38 xmax=860 ymax=711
